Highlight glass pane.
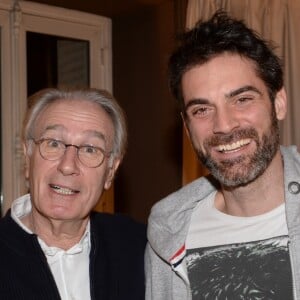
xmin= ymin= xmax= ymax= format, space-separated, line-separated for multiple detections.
xmin=26 ymin=32 xmax=90 ymax=96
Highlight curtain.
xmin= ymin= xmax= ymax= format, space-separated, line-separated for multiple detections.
xmin=183 ymin=0 xmax=300 ymax=184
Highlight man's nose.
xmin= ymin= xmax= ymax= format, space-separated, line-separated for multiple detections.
xmin=212 ymin=106 xmax=240 ymax=134
xmin=57 ymin=146 xmax=80 ymax=175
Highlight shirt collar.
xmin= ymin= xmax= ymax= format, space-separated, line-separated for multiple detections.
xmin=11 ymin=194 xmax=33 ymax=234
xmin=40 ymin=223 xmax=91 ymax=256
xmin=10 ymin=193 xmax=91 ymax=254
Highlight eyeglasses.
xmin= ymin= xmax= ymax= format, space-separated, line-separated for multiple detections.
xmin=32 ymin=138 xmax=111 ymax=168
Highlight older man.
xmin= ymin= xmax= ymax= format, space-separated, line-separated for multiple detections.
xmin=0 ymin=88 xmax=146 ymax=299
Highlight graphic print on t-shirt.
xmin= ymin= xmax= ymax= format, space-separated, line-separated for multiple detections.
xmin=186 ymin=236 xmax=293 ymax=299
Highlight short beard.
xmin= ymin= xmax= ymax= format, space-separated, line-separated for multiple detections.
xmin=195 ymin=109 xmax=280 ymax=188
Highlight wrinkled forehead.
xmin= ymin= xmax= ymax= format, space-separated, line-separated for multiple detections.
xmin=33 ymin=98 xmax=115 ymax=147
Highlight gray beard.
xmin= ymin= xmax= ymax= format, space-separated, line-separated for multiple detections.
xmin=195 ymin=110 xmax=280 ymax=188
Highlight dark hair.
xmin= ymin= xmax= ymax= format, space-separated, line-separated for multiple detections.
xmin=168 ymin=10 xmax=283 ymax=110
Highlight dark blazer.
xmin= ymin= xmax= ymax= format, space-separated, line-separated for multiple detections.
xmin=0 ymin=210 xmax=147 ymax=300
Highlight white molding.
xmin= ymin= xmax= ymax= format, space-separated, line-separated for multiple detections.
xmin=18 ymin=1 xmax=110 ymax=27
xmin=0 ymin=7 xmax=13 ymax=214
xmin=10 ymin=1 xmax=28 ymax=203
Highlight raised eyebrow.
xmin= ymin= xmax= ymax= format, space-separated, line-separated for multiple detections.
xmin=43 ymin=124 xmax=64 ymax=132
xmin=226 ymin=85 xmax=262 ymax=98
xmin=82 ymin=130 xmax=107 ymax=143
xmin=40 ymin=126 xmax=107 ymax=143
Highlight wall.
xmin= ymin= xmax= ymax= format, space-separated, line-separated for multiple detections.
xmin=113 ymin=2 xmax=182 ymax=223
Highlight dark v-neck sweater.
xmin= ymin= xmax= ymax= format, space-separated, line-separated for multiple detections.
xmin=0 ymin=211 xmax=147 ymax=300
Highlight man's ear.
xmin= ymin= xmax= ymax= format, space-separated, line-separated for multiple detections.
xmin=181 ymin=112 xmax=191 ymax=139
xmin=104 ymin=158 xmax=121 ymax=190
xmin=23 ymin=142 xmax=30 ymax=179
xmin=274 ymin=87 xmax=287 ymax=121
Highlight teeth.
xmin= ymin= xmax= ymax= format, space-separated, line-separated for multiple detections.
xmin=51 ymin=185 xmax=77 ymax=195
xmin=216 ymin=139 xmax=250 ymax=152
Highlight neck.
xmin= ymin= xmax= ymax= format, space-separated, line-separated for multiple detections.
xmin=215 ymin=150 xmax=284 ymax=217
xmin=23 ymin=212 xmax=89 ymax=250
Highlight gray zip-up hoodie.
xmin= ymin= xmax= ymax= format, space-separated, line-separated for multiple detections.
xmin=146 ymin=146 xmax=300 ymax=299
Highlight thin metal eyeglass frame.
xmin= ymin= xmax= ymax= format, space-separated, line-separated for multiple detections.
xmin=31 ymin=138 xmax=112 ymax=168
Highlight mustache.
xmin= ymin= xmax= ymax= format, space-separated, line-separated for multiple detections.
xmin=204 ymin=128 xmax=259 ymax=147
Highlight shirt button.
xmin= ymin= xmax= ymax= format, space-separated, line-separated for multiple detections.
xmin=288 ymin=182 xmax=300 ymax=194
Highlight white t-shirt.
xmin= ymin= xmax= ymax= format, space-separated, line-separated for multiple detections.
xmin=186 ymin=191 xmax=293 ymax=299
xmin=186 ymin=191 xmax=288 ymax=249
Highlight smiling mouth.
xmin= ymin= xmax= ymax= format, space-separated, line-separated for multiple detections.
xmin=216 ymin=138 xmax=251 ymax=153
xmin=50 ymin=184 xmax=79 ymax=195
